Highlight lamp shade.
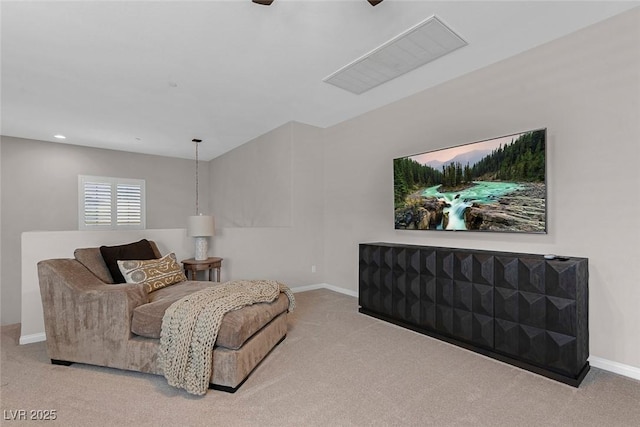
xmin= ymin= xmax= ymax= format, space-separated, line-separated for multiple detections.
xmin=187 ymin=215 xmax=215 ymax=237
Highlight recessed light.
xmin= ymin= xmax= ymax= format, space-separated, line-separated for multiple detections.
xmin=54 ymin=134 xmax=66 ymax=139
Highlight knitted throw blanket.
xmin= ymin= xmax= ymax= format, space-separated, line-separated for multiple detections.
xmin=159 ymin=280 xmax=295 ymax=395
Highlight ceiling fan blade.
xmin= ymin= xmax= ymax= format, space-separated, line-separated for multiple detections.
xmin=252 ymin=0 xmax=381 ymax=7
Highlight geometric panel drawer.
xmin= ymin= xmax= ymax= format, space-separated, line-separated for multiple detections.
xmin=359 ymin=242 xmax=589 ymax=386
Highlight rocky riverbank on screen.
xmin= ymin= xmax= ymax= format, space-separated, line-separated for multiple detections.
xmin=394 ymin=182 xmax=545 ymax=232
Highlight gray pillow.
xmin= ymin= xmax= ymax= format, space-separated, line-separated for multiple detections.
xmin=74 ymin=247 xmax=115 ymax=283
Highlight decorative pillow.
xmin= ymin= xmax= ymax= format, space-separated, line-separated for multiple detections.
xmin=118 ymin=253 xmax=187 ymax=294
xmin=100 ymin=239 xmax=157 ymax=283
xmin=75 ymin=247 xmax=116 ymax=283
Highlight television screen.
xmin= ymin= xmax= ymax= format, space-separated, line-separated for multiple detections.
xmin=394 ymin=129 xmax=546 ymax=233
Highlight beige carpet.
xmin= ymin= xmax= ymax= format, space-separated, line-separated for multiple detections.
xmin=1 ymin=289 xmax=639 ymax=426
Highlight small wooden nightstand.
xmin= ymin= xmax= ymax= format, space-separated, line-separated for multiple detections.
xmin=181 ymin=257 xmax=223 ymax=282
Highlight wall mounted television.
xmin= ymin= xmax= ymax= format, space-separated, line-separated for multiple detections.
xmin=394 ymin=128 xmax=546 ymax=233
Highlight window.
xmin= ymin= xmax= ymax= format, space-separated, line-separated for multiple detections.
xmin=78 ymin=175 xmax=146 ymax=230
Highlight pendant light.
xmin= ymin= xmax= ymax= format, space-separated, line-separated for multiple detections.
xmin=187 ymin=139 xmax=215 ymax=260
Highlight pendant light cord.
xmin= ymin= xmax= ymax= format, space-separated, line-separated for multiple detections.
xmin=194 ymin=139 xmax=201 ymax=215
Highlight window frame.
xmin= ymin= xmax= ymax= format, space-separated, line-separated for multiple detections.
xmin=78 ymin=175 xmax=146 ymax=230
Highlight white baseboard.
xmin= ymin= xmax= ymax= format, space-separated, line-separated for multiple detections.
xmin=291 ymin=283 xmax=358 ymax=298
xmin=19 ymin=332 xmax=46 ymax=345
xmin=589 ymin=356 xmax=640 ymax=381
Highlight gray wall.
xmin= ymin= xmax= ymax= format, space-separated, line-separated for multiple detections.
xmin=322 ymin=10 xmax=639 ymax=368
xmin=212 ymin=123 xmax=293 ymax=227
xmin=208 ymin=10 xmax=640 ymax=370
xmin=209 ymin=122 xmax=325 ymax=286
xmin=0 ymin=137 xmax=207 ymax=324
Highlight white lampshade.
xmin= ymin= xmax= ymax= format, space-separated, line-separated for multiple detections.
xmin=187 ymin=215 xmax=215 ymax=237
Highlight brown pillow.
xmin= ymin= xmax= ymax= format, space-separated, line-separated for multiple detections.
xmin=118 ymin=253 xmax=187 ymax=294
xmin=100 ymin=239 xmax=157 ymax=283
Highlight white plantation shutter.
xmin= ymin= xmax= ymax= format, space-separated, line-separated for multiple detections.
xmin=116 ymin=183 xmax=142 ymax=225
xmin=83 ymin=181 xmax=112 ymax=226
xmin=79 ymin=176 xmax=145 ymax=230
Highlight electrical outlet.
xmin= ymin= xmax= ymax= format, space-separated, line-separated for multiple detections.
xmin=311 ymin=265 xmax=316 ymax=273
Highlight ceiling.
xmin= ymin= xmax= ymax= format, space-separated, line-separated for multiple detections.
xmin=1 ymin=1 xmax=637 ymax=161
